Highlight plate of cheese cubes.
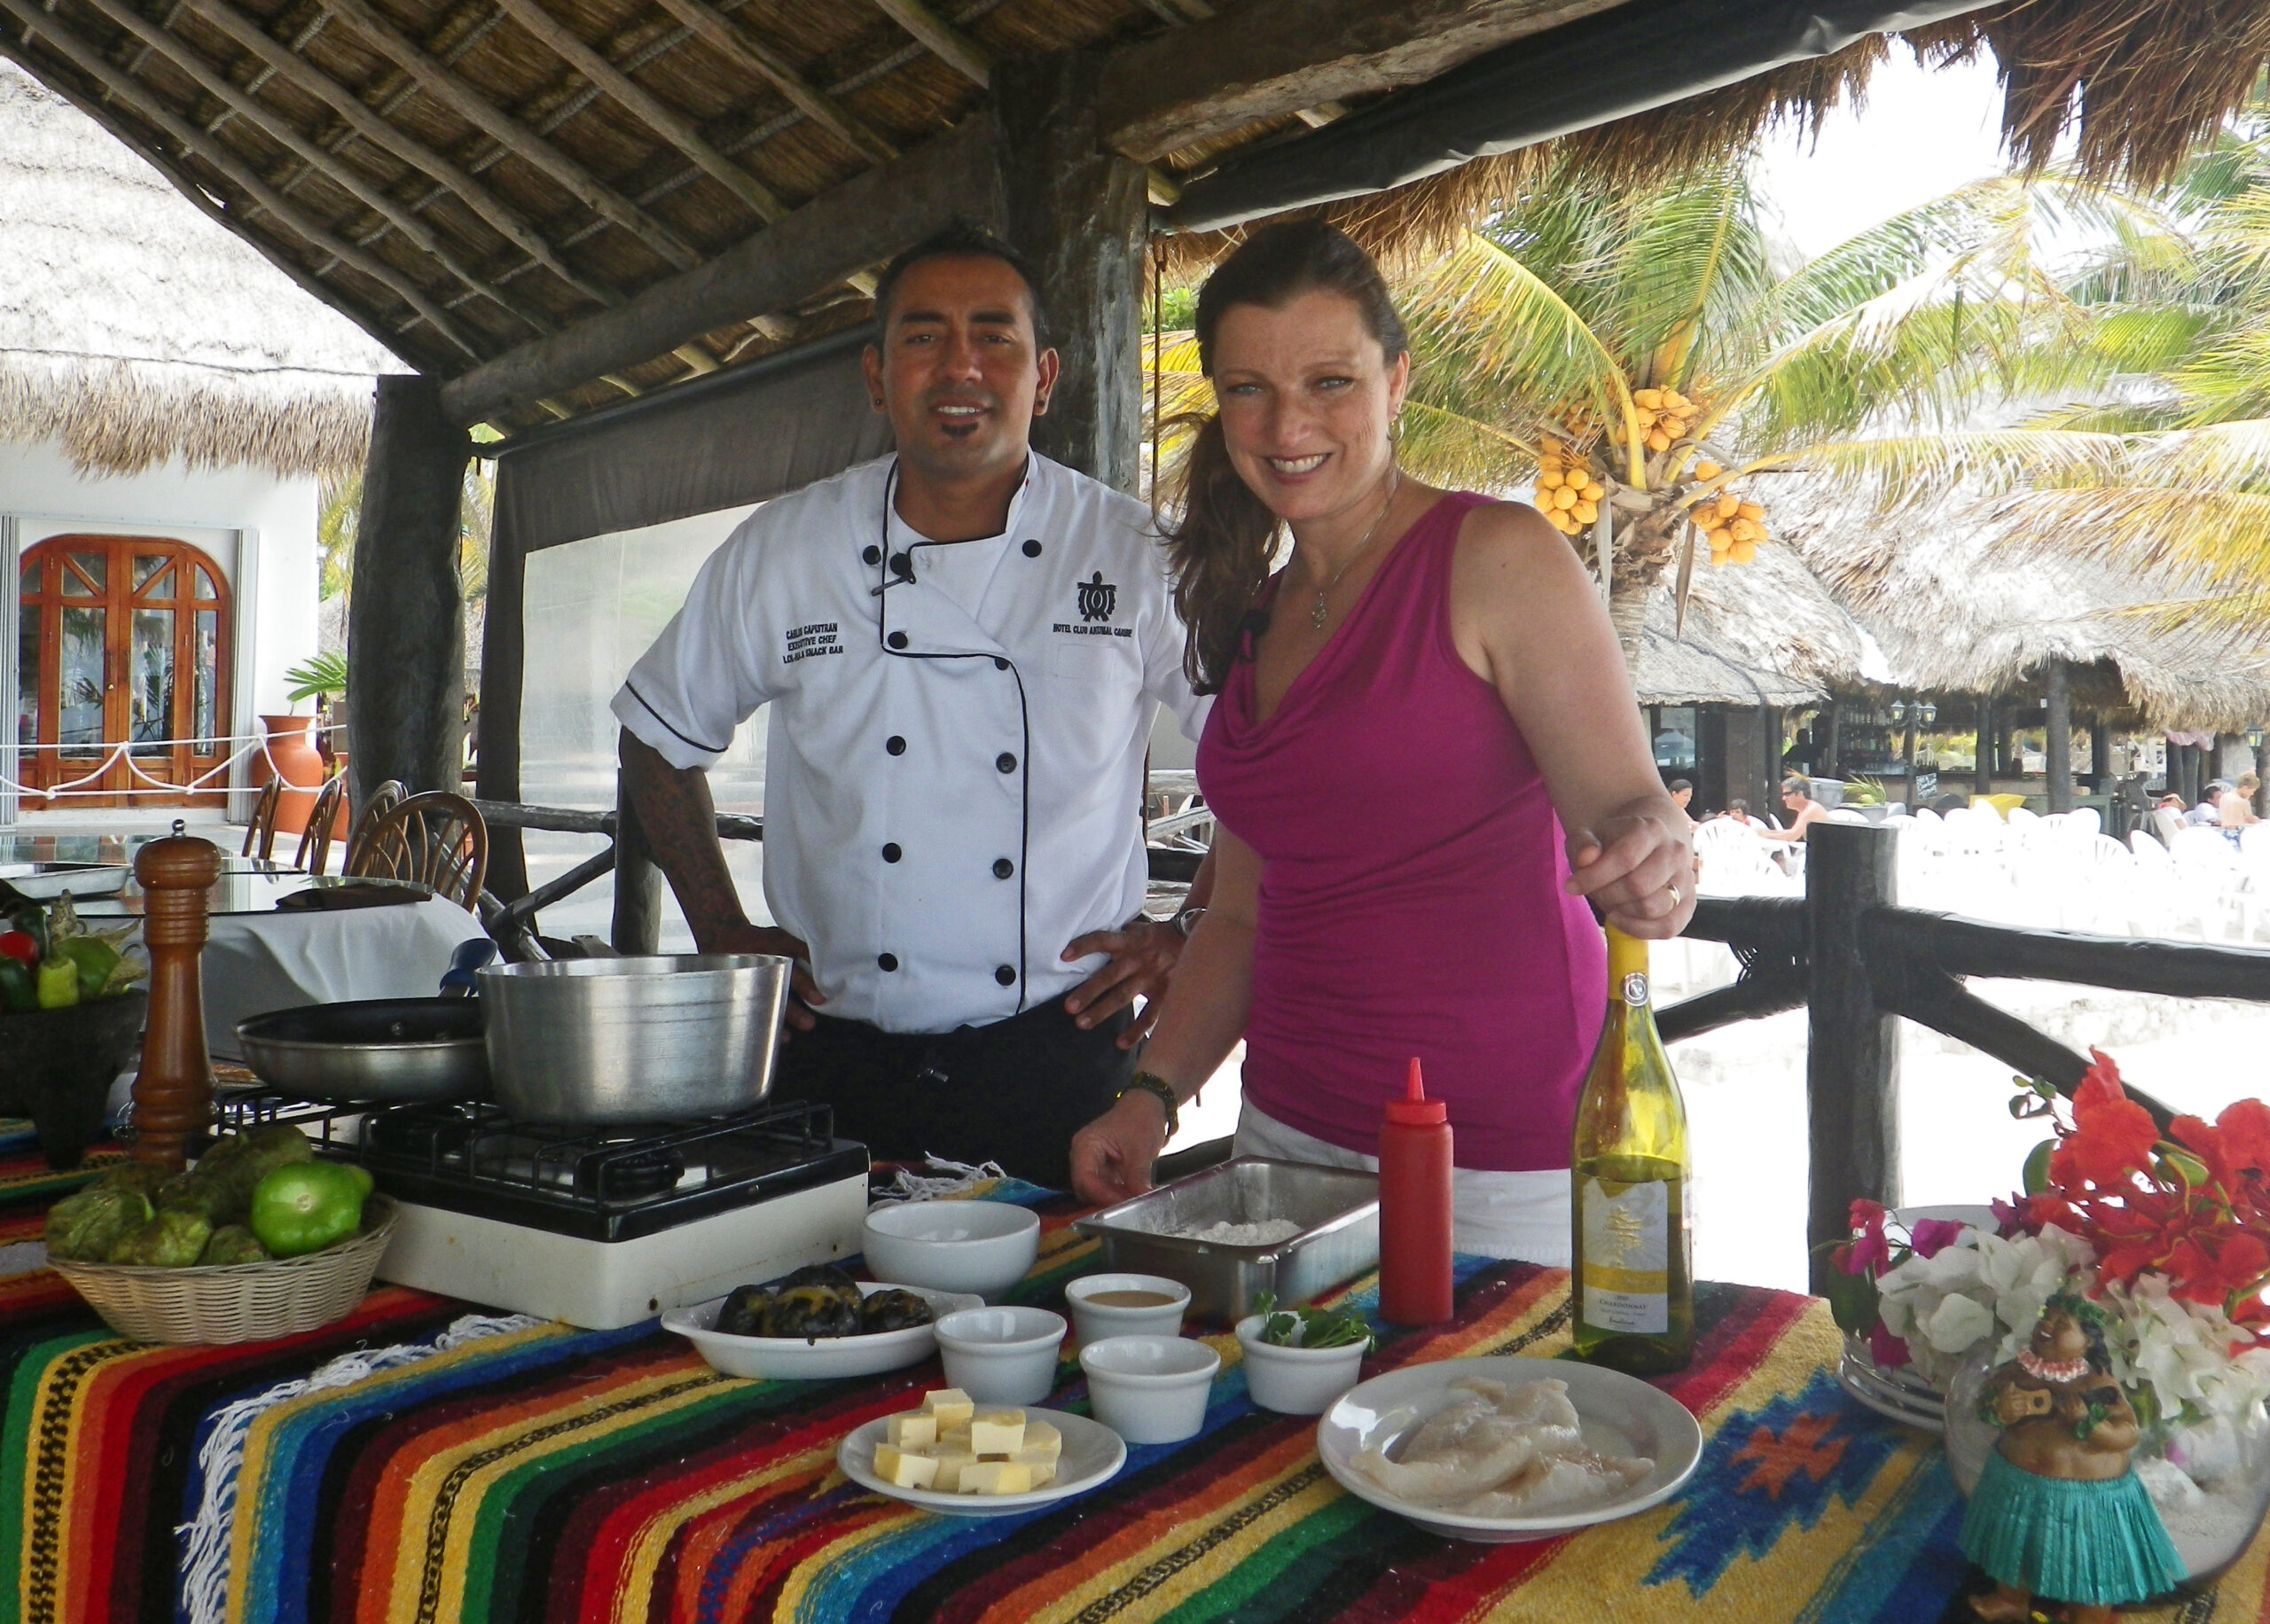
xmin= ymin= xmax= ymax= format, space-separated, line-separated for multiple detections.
xmin=839 ymin=1387 xmax=1125 ymax=1517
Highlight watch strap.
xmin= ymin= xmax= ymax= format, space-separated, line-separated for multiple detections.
xmin=1120 ymin=1071 xmax=1180 ymax=1137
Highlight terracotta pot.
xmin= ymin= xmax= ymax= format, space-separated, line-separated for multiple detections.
xmin=259 ymin=714 xmax=322 ymax=837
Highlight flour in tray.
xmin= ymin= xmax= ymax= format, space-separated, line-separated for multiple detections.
xmin=1172 ymin=1218 xmax=1305 ymax=1245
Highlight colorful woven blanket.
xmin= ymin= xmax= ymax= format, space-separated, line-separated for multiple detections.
xmin=5 ymin=1137 xmax=2267 ymax=1623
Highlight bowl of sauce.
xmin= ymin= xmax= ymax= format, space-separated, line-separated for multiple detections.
xmin=1066 ymin=1272 xmax=1189 ymax=1346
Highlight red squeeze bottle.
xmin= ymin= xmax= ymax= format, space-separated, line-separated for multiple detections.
xmin=1378 ymin=1058 xmax=1454 ymax=1324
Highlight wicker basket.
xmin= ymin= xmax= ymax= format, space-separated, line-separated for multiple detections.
xmin=48 ymin=1198 xmax=397 ymax=1345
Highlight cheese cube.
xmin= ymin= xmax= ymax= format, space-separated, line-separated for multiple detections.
xmin=968 ymin=1411 xmax=1026 ymax=1456
xmin=922 ymin=1388 xmax=975 ymax=1429
xmin=873 ymin=1443 xmax=941 ymax=1489
xmin=959 ymin=1460 xmax=1035 ymax=1495
xmin=928 ymin=1449 xmax=980 ymax=1492
xmin=1017 ymin=1419 xmax=1061 ymax=1465
xmin=884 ymin=1412 xmax=937 ymax=1450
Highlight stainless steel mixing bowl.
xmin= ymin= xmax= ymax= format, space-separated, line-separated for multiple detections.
xmin=477 ymin=954 xmax=792 ymax=1123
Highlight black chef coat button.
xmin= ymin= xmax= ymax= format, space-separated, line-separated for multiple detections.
xmin=862 ymin=544 xmax=881 ymax=566
xmin=995 ymin=964 xmax=1016 ymax=987
xmin=993 ymin=857 xmax=1014 ymax=879
xmin=887 ymin=630 xmax=908 ymax=650
xmin=993 ymin=657 xmax=1009 ymax=670
xmin=886 ymin=735 xmax=906 ymax=755
xmin=889 ymin=550 xmax=913 ymax=578
xmin=1022 ymin=539 xmax=1042 ymax=558
xmin=878 ymin=952 xmax=899 ymax=972
xmin=882 ymin=843 xmax=902 ymax=863
xmin=996 ymin=752 xmax=1017 ymax=774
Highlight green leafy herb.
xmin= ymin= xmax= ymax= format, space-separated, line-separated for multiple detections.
xmin=1250 ymin=1291 xmax=1373 ymax=1350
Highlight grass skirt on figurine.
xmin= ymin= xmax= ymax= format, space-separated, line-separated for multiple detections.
xmin=1959 ymin=1447 xmax=2186 ymax=1603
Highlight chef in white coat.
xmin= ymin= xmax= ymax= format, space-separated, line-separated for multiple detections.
xmin=612 ymin=222 xmax=1209 ymax=1186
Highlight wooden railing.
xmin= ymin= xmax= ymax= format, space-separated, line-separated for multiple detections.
xmin=1665 ymin=821 xmax=2270 ymax=1291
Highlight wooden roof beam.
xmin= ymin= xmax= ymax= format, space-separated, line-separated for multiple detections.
xmin=870 ymin=0 xmax=989 ymax=87
xmin=439 ymin=114 xmax=993 ymax=426
xmin=69 ymin=0 xmax=552 ymax=336
xmin=317 ymin=0 xmax=705 ymax=269
xmin=180 ymin=0 xmax=621 ymax=308
xmin=0 ymin=0 xmax=486 ymax=357
xmin=647 ymin=0 xmax=896 ymax=166
xmin=485 ymin=0 xmax=788 ymax=223
xmin=1098 ymin=0 xmax=1624 ymax=161
xmin=0 ymin=24 xmax=436 ymax=369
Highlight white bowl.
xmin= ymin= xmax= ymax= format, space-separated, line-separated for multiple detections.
xmin=863 ymin=1201 xmax=1041 ymax=1301
xmin=1233 ymin=1314 xmax=1368 ymax=1415
xmin=1079 ymin=1334 xmax=1220 ymax=1444
xmin=664 ymin=1283 xmax=981 ymax=1380
xmin=933 ymin=1306 xmax=1068 ymax=1406
xmin=1066 ymin=1273 xmax=1190 ymax=1347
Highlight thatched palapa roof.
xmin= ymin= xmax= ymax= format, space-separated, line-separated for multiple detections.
xmin=0 ymin=60 xmax=397 ymax=477
xmin=1 ymin=0 xmax=2262 ymax=436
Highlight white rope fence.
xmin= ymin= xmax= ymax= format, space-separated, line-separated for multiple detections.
xmin=2 ymin=724 xmax=343 ymax=801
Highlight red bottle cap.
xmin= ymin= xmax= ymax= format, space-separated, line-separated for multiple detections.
xmin=1383 ymin=1057 xmax=1446 ymax=1125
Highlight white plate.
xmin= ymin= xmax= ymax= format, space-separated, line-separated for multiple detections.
xmin=1315 ymin=1355 xmax=1704 ymax=1542
xmin=664 ymin=1282 xmax=981 ymax=1379
xmin=837 ymin=1408 xmax=1124 ymax=1518
xmin=1 ymin=863 xmax=129 ymax=900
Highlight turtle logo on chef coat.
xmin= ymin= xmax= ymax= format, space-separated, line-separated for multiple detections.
xmin=1076 ymin=571 xmax=1117 ymax=623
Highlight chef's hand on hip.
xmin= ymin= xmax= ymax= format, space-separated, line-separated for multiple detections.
xmin=703 ymin=923 xmax=824 ymax=1031
xmin=1061 ymin=920 xmax=1182 ymax=1049
xmin=1069 ymin=1089 xmax=1169 ymax=1206
xmin=1565 ymin=814 xmax=1696 ymax=939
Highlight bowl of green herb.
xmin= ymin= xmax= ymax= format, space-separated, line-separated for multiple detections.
xmin=1235 ymin=1292 xmax=1374 ymax=1415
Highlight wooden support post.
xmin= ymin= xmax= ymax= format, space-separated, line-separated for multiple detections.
xmin=611 ymin=745 xmax=662 ymax=955
xmin=349 ymin=377 xmax=470 ymax=808
xmin=1804 ymin=821 xmax=1900 ymax=1294
xmin=129 ymin=833 xmax=223 ymax=1168
xmin=1974 ymin=691 xmax=1994 ymax=797
xmin=992 ymin=51 xmax=1148 ymax=492
xmin=2045 ymin=657 xmax=2073 ymax=813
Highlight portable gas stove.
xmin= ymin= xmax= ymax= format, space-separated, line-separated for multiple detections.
xmin=256 ymin=1096 xmax=871 ymax=1329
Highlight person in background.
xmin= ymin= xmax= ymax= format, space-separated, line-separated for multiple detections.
xmin=2219 ymin=773 xmax=2260 ymax=829
xmin=1760 ymin=775 xmax=1828 ymax=843
xmin=1667 ymin=778 xmax=1694 ymax=813
xmin=1066 ymin=221 xmax=1693 ymax=1261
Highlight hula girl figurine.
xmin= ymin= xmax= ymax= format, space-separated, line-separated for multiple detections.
xmin=1961 ymin=1293 xmax=2184 ymax=1622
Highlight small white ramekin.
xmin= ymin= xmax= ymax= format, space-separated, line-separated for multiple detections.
xmin=1064 ymin=1273 xmax=1191 ymax=1347
xmin=1233 ymin=1315 xmax=1368 ymax=1415
xmin=1078 ymin=1334 xmax=1220 ymax=1444
xmin=933 ymin=1306 xmax=1068 ymax=1406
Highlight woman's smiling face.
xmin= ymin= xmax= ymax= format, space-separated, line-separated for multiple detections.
xmin=1209 ymin=288 xmax=1410 ymax=527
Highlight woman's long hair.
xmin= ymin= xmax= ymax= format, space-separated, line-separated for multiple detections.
xmin=1165 ymin=221 xmax=1410 ymax=694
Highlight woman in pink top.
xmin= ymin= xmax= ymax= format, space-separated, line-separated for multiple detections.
xmin=1068 ymin=223 xmax=1694 ymax=1261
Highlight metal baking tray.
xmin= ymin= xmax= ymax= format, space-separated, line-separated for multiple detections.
xmin=1071 ymin=1157 xmax=1380 ymax=1323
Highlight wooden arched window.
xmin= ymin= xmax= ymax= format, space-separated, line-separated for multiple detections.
xmin=16 ymin=535 xmax=231 ymax=806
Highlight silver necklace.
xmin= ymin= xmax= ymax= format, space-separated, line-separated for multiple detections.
xmin=1306 ymin=465 xmax=1402 ymax=629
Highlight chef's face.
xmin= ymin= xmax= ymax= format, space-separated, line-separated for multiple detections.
xmin=1209 ymin=289 xmax=1410 ymax=527
xmin=865 ymin=254 xmax=1058 ymax=486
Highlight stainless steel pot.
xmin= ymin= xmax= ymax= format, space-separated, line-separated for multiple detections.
xmin=476 ymin=954 xmax=790 ymax=1123
xmin=234 ymin=997 xmax=489 ymax=1104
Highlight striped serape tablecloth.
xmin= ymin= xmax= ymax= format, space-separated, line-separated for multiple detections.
xmin=6 ymin=1132 xmax=2270 ymax=1624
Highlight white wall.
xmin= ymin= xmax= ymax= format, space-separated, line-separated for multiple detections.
xmin=2 ymin=434 xmax=321 ymax=716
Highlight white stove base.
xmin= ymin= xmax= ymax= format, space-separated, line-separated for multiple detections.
xmin=376 ymin=1172 xmax=872 ymax=1328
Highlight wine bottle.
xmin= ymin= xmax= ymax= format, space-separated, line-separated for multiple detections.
xmin=1570 ymin=925 xmax=1694 ymax=1373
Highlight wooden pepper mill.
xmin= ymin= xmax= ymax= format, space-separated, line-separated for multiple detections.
xmin=128 ymin=824 xmax=222 ymax=1168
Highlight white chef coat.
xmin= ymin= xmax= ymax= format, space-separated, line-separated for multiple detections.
xmin=612 ymin=452 xmax=1209 ymax=1035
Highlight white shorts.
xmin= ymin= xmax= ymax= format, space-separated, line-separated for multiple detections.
xmin=1231 ymin=1101 xmax=1571 ymax=1266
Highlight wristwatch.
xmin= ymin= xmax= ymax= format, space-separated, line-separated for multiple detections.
xmin=1119 ymin=1071 xmax=1181 ymax=1137
xmin=1171 ymin=904 xmax=1207 ymax=939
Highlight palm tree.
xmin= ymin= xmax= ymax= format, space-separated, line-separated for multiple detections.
xmin=1152 ymin=155 xmax=2147 ymax=670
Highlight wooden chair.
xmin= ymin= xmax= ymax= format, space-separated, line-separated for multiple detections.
xmin=340 ymin=777 xmax=409 ymax=875
xmin=344 ymin=791 xmax=488 ymax=910
xmin=240 ymin=776 xmax=284 ymax=861
xmin=294 ymin=774 xmax=349 ymax=874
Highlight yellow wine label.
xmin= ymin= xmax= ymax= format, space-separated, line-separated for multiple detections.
xmin=1581 ymin=1177 xmax=1668 ymax=1333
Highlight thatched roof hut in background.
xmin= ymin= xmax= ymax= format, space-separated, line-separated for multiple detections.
xmin=0 ymin=59 xmax=396 ymax=477
xmin=1786 ymin=518 xmax=2270 ymax=734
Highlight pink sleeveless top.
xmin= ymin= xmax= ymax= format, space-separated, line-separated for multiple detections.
xmin=1195 ymin=492 xmax=1607 ymax=1172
